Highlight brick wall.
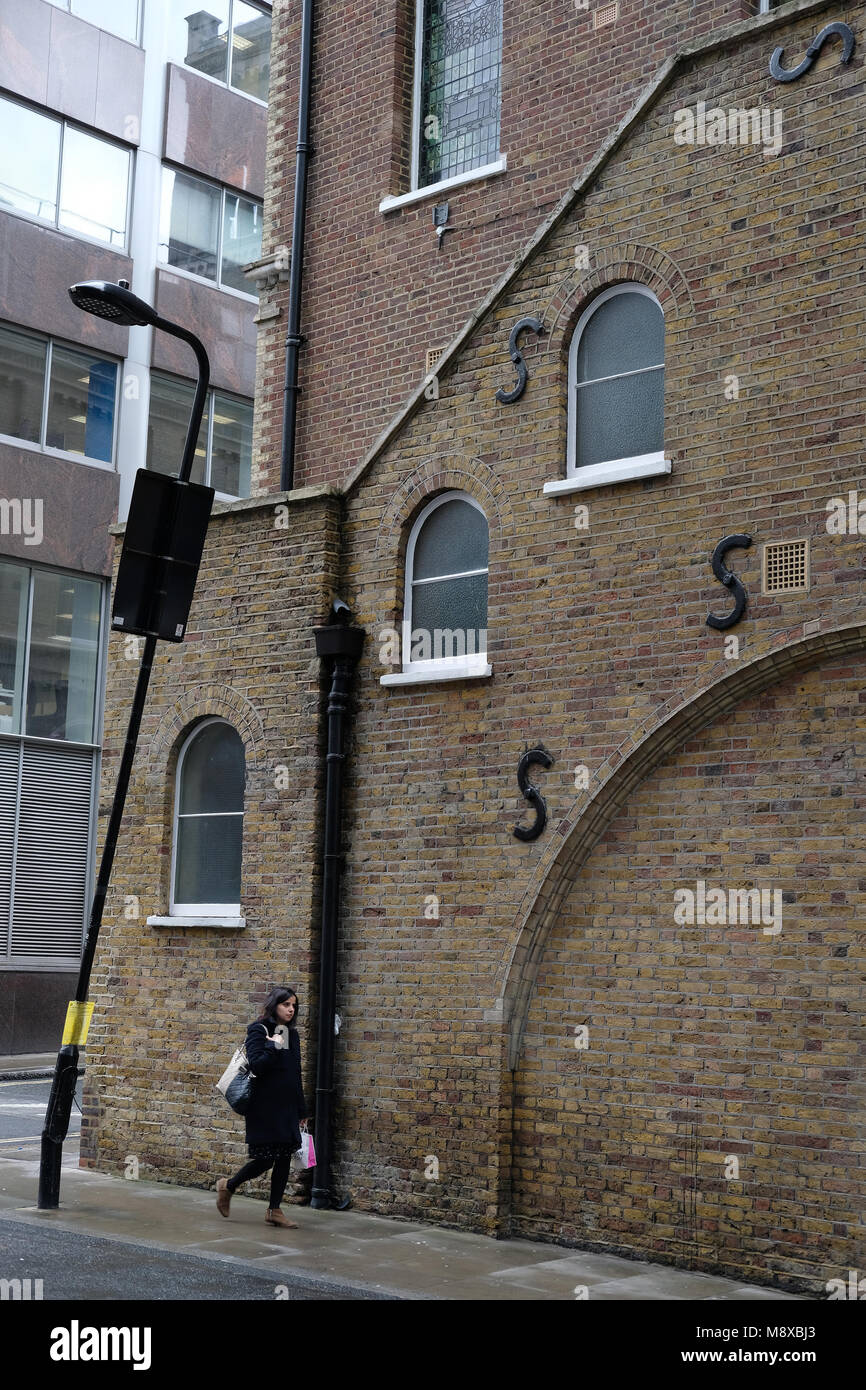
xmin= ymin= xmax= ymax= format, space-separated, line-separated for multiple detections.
xmin=83 ymin=1 xmax=866 ymax=1290
xmin=330 ymin=0 xmax=865 ymax=1286
xmin=513 ymin=659 xmax=865 ymax=1284
xmin=80 ymin=489 xmax=342 ymax=1190
xmin=253 ymin=0 xmax=758 ymax=492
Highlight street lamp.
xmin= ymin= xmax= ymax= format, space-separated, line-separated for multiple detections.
xmin=38 ymin=282 xmax=213 ymax=1209
xmin=68 ymin=280 xmax=209 ymax=485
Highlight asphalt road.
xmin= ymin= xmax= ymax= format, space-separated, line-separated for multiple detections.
xmin=0 ymin=1216 xmax=389 ymax=1300
xmin=0 ymin=1078 xmax=81 ymax=1154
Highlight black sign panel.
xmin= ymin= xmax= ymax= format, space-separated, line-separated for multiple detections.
xmin=111 ymin=469 xmax=214 ymax=642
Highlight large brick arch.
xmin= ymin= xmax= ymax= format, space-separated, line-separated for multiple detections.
xmin=504 ymin=642 xmax=866 ymax=1284
xmin=499 ymin=615 xmax=866 ymax=1072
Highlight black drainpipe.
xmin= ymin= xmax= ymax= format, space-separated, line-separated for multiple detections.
xmin=311 ymin=600 xmax=365 ymax=1208
xmin=281 ymin=0 xmax=315 ymax=491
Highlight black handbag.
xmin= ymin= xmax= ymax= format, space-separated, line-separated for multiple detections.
xmin=225 ymin=1063 xmax=255 ymax=1115
xmin=218 ymin=1022 xmax=270 ymax=1115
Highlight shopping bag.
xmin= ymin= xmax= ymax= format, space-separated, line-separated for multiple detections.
xmin=297 ymin=1130 xmax=316 ymax=1168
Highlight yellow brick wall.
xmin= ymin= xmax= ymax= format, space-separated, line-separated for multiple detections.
xmin=83 ymin=4 xmax=866 ymax=1290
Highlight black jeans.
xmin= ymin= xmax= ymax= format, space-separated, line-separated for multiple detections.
xmin=227 ymin=1152 xmax=292 ymax=1208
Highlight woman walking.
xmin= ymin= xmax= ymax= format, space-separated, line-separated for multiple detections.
xmin=216 ymin=986 xmax=308 ymax=1228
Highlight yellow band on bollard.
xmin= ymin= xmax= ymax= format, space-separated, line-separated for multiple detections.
xmin=61 ymin=1000 xmax=94 ymax=1046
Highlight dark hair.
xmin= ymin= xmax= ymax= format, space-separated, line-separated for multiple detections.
xmin=258 ymin=986 xmax=300 ymax=1028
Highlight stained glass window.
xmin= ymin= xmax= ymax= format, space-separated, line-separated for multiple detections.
xmin=418 ymin=0 xmax=502 ymax=188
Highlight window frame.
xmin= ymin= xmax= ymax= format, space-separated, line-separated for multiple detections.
xmin=410 ymin=0 xmax=427 ymax=193
xmin=0 ymin=558 xmax=105 ymax=750
xmin=390 ymin=490 xmax=491 ymax=683
xmin=0 ymin=94 xmax=133 ymax=252
xmin=546 ymin=283 xmax=669 ymax=497
xmin=408 ymin=0 xmax=506 ymax=199
xmin=0 ymin=557 xmax=106 ymax=971
xmin=0 ymin=323 xmax=121 ymax=470
xmin=146 ymin=371 xmax=253 ymax=500
xmin=169 ymin=0 xmax=272 ymax=108
xmin=158 ymin=165 xmax=263 ymax=302
xmin=170 ymin=717 xmax=245 ymax=918
xmin=0 ymin=562 xmax=29 ymax=739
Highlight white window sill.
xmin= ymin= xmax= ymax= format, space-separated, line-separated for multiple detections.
xmin=147 ymin=915 xmax=246 ymax=930
xmin=381 ymin=658 xmax=492 ymax=687
xmin=543 ymin=453 xmax=671 ymax=496
xmin=379 ymin=156 xmax=507 ymax=214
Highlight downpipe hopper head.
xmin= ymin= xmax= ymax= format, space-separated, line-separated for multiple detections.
xmin=314 ymin=600 xmax=365 ymax=662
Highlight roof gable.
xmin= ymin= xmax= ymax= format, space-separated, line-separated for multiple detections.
xmin=343 ymin=0 xmax=843 ymax=498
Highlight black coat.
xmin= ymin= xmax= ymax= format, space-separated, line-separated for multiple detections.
xmin=244 ymin=1019 xmax=307 ymax=1148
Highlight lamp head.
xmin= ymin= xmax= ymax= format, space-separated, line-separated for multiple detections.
xmin=68 ymin=279 xmax=156 ymax=328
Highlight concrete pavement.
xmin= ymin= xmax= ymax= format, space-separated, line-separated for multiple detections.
xmin=0 ymin=1147 xmax=804 ymax=1301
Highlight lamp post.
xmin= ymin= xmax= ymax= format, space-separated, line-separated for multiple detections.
xmin=38 ymin=281 xmax=212 ymax=1209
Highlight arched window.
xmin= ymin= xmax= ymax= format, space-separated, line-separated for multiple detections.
xmin=389 ymin=491 xmax=490 ymax=682
xmin=172 ymin=719 xmax=245 ymax=915
xmin=560 ymin=284 xmax=666 ymax=492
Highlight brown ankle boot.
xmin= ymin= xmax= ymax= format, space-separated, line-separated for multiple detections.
xmin=266 ymin=1207 xmax=298 ymax=1229
xmin=216 ymin=1178 xmax=232 ymax=1218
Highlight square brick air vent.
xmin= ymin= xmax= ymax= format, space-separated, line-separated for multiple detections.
xmin=426 ymin=347 xmax=445 ymax=374
xmin=593 ymin=3 xmax=619 ymax=28
xmin=762 ymin=539 xmax=810 ymax=596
